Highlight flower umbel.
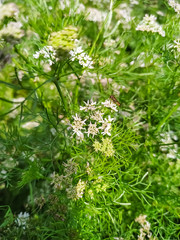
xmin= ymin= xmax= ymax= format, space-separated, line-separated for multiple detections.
xmin=135 ymin=215 xmax=154 ymax=240
xmin=168 ymin=0 xmax=180 ymax=14
xmin=136 ymin=14 xmax=165 ymax=37
xmin=15 ymin=212 xmax=30 ymax=229
xmin=33 ymin=46 xmax=57 ymax=65
xmin=80 ymin=99 xmax=97 ymax=112
xmin=93 ymin=138 xmax=115 ymax=157
xmin=91 ymin=110 xmax=104 ymax=121
xmin=102 ymin=99 xmax=118 ymax=112
xmin=86 ymin=122 xmax=99 ymax=137
xmin=75 ymin=179 xmax=86 ymax=200
xmin=70 ymin=45 xmax=93 ymax=69
xmin=71 ymin=114 xmax=86 ymax=138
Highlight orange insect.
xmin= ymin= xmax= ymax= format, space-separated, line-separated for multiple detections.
xmin=110 ymin=95 xmax=121 ymax=107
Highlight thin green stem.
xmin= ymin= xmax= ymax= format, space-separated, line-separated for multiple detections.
xmin=29 ymin=183 xmax=35 ymax=210
xmin=147 ymin=78 xmax=151 ymax=127
xmin=68 ymin=62 xmax=80 ymax=106
xmin=53 ymin=79 xmax=69 ymax=116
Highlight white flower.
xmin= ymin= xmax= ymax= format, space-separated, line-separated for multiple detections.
xmin=15 ymin=212 xmax=30 ymax=229
xmin=75 ymin=179 xmax=86 ymax=199
xmin=0 ymin=3 xmax=19 ymax=21
xmin=136 ymin=14 xmax=165 ymax=37
xmin=80 ymin=99 xmax=97 ymax=112
xmin=69 ymin=46 xmax=83 ymax=60
xmin=91 ymin=110 xmax=104 ymax=121
xmin=72 ymin=113 xmax=86 ymax=123
xmin=167 ymin=149 xmax=177 ymax=159
xmin=71 ymin=114 xmax=86 ymax=137
xmin=102 ymin=99 xmax=118 ymax=112
xmin=48 ymin=59 xmax=53 ymax=65
xmin=105 ymin=115 xmax=114 ymax=122
xmin=86 ymin=122 xmax=99 ymax=137
xmin=115 ymin=3 xmax=133 ymax=29
xmin=75 ymin=3 xmax=85 ymax=14
xmin=99 ymin=119 xmax=112 ymax=136
xmin=33 ymin=52 xmax=40 ymax=59
xmin=33 ymin=46 xmax=56 ymax=64
xmin=70 ymin=45 xmax=93 ymax=69
xmin=59 ymin=0 xmax=70 ymax=10
xmin=0 ymin=21 xmax=24 ymax=39
xmin=168 ymin=0 xmax=180 ymax=14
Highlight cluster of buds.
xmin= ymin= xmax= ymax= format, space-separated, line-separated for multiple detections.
xmin=93 ymin=138 xmax=115 ymax=157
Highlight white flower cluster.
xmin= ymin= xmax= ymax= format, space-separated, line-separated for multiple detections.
xmin=15 ymin=212 xmax=30 ymax=229
xmin=135 ymin=215 xmax=154 ymax=240
xmin=86 ymin=7 xmax=107 ymax=23
xmin=115 ymin=3 xmax=133 ymax=29
xmin=80 ymin=99 xmax=97 ymax=111
xmin=69 ymin=46 xmax=93 ymax=69
xmin=59 ymin=0 xmax=70 ymax=10
xmin=0 ymin=3 xmax=19 ymax=21
xmin=168 ymin=0 xmax=180 ymax=14
xmin=71 ymin=114 xmax=86 ymax=138
xmin=0 ymin=21 xmax=24 ymax=39
xmin=101 ymin=99 xmax=118 ymax=112
xmin=33 ymin=46 xmax=57 ymax=65
xmin=75 ymin=3 xmax=85 ymax=14
xmin=70 ymin=98 xmax=118 ymax=140
xmin=136 ymin=14 xmax=165 ymax=37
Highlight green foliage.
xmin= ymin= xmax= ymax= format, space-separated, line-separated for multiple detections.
xmin=18 ymin=162 xmax=44 ymax=188
xmin=0 ymin=206 xmax=14 ymax=228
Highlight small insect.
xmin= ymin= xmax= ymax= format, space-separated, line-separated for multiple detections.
xmin=110 ymin=95 xmax=121 ymax=107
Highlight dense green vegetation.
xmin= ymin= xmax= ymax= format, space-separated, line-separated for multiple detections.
xmin=0 ymin=0 xmax=180 ymax=239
